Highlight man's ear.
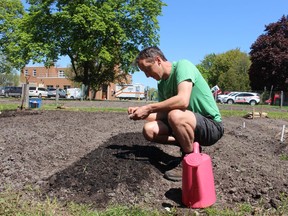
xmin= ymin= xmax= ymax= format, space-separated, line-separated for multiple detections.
xmin=155 ymin=56 xmax=161 ymax=65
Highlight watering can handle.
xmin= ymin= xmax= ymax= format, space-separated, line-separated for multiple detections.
xmin=193 ymin=142 xmax=200 ymax=154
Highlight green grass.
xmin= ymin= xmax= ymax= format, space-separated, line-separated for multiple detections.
xmin=220 ymin=109 xmax=288 ymax=119
xmin=1 ymin=189 xmax=288 ymax=216
xmin=280 ymin=154 xmax=288 ymax=161
xmin=44 ymin=103 xmax=128 ymax=112
xmin=0 ymin=189 xmax=170 ymax=216
xmin=0 ymin=103 xmax=129 ymax=112
xmin=0 ymin=103 xmax=19 ymax=111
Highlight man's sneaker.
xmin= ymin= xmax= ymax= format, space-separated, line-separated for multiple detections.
xmin=164 ymin=162 xmax=182 ymax=182
xmin=163 ymin=146 xmax=201 ymax=182
xmin=165 ymin=157 xmax=182 ymax=169
xmin=165 ymin=148 xmax=186 ymax=169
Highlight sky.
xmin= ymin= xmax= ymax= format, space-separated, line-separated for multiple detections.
xmin=24 ymin=0 xmax=288 ymax=89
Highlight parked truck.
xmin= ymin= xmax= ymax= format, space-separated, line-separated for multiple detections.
xmin=66 ymin=88 xmax=82 ymax=99
xmin=115 ymin=83 xmax=145 ymax=100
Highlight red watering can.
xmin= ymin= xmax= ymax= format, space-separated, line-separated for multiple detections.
xmin=182 ymin=142 xmax=216 ymax=208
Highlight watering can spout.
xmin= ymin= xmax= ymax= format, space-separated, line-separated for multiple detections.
xmin=193 ymin=142 xmax=200 ymax=154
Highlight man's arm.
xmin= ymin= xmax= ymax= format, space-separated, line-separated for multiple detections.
xmin=129 ymin=80 xmax=192 ymax=120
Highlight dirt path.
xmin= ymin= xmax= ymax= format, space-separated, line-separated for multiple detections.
xmin=0 ymin=100 xmax=288 ymax=213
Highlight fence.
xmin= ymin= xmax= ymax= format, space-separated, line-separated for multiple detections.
xmin=259 ymin=90 xmax=288 ymax=106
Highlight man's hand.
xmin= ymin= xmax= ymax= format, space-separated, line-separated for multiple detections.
xmin=127 ymin=105 xmax=151 ymax=120
xmin=127 ymin=107 xmax=138 ymax=119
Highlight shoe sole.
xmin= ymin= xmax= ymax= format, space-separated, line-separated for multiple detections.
xmin=163 ymin=172 xmax=182 ymax=182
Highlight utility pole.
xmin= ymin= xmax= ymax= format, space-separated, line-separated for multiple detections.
xmin=56 ymin=85 xmax=59 ymax=105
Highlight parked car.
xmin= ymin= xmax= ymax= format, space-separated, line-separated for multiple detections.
xmin=225 ymin=92 xmax=260 ymax=105
xmin=29 ymin=86 xmax=48 ymax=98
xmin=47 ymin=88 xmax=67 ymax=98
xmin=66 ymin=88 xmax=82 ymax=99
xmin=3 ymin=86 xmax=22 ymax=97
xmin=218 ymin=92 xmax=240 ymax=103
xmin=265 ymin=93 xmax=280 ymax=105
xmin=0 ymin=86 xmax=5 ymax=96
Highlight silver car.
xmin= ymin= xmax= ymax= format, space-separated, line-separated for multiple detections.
xmin=47 ymin=88 xmax=66 ymax=98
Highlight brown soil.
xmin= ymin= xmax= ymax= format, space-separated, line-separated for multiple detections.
xmin=0 ymin=99 xmax=288 ymax=214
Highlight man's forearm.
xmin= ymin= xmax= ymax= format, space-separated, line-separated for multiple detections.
xmin=147 ymin=95 xmax=188 ymax=113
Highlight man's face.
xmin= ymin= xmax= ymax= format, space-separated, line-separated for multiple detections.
xmin=137 ymin=57 xmax=161 ymax=81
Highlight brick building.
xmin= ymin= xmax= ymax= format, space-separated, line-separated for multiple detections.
xmin=20 ymin=66 xmax=132 ymax=100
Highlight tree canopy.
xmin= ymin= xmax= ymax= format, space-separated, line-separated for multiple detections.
xmin=0 ymin=0 xmax=165 ymax=96
xmin=197 ymin=49 xmax=251 ymax=92
xmin=249 ymin=15 xmax=288 ymax=91
xmin=196 ymin=53 xmax=216 ymax=82
xmin=0 ymin=0 xmax=26 ymax=71
xmin=0 ymin=51 xmax=14 ymax=74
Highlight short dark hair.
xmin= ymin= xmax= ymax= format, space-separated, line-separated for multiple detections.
xmin=135 ymin=46 xmax=167 ymax=64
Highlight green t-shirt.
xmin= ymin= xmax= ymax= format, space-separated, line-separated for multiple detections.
xmin=158 ymin=59 xmax=222 ymax=122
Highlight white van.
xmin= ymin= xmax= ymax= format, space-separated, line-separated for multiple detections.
xmin=66 ymin=88 xmax=82 ymax=99
xmin=29 ymin=86 xmax=48 ymax=98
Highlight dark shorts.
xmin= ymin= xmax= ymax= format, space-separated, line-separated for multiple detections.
xmin=194 ymin=113 xmax=224 ymax=146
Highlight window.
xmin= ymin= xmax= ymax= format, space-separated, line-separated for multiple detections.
xmin=38 ymin=87 xmax=46 ymax=91
xmin=237 ymin=93 xmax=252 ymax=97
xmin=29 ymin=87 xmax=36 ymax=90
xmin=58 ymin=70 xmax=65 ymax=78
xmin=33 ymin=69 xmax=36 ymax=77
xmin=63 ymin=85 xmax=70 ymax=90
xmin=24 ymin=70 xmax=28 ymax=76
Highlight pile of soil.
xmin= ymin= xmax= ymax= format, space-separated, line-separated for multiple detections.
xmin=0 ymin=100 xmax=288 ymax=214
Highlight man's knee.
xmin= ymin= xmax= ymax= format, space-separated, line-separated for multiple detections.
xmin=142 ymin=122 xmax=155 ymax=141
xmin=167 ymin=109 xmax=182 ymax=126
xmin=168 ymin=109 xmax=196 ymax=127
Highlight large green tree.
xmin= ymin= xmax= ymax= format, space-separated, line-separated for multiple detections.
xmin=0 ymin=69 xmax=20 ymax=86
xmin=217 ymin=50 xmax=251 ymax=91
xmin=198 ymin=49 xmax=251 ymax=92
xmin=196 ymin=53 xmax=216 ymax=82
xmin=249 ymin=15 xmax=288 ymax=91
xmin=0 ymin=0 xmax=26 ymax=70
xmin=1 ymin=0 xmax=165 ymax=97
xmin=0 ymin=52 xmax=14 ymax=74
